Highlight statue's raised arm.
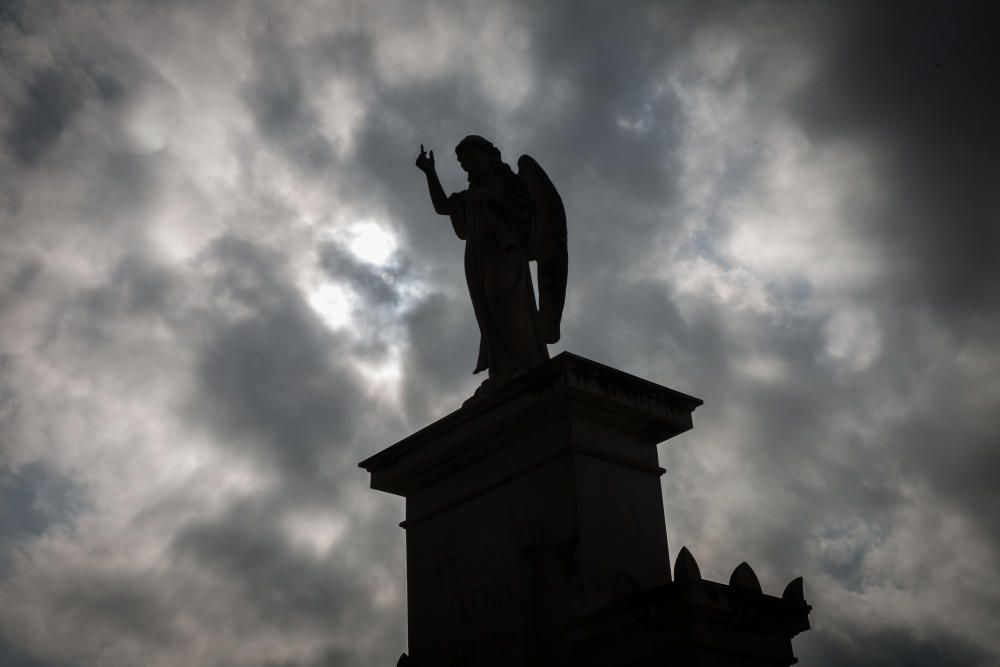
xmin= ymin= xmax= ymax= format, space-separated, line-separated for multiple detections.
xmin=415 ymin=144 xmax=454 ymax=216
xmin=416 ymin=135 xmax=567 ymax=403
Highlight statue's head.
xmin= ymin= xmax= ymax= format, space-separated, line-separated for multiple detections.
xmin=455 ymin=135 xmax=502 ymax=179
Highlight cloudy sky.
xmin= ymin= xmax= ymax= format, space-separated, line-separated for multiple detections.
xmin=1 ymin=1 xmax=998 ymax=665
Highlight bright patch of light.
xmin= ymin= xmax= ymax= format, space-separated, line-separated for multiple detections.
xmin=347 ymin=221 xmax=397 ymax=266
xmin=150 ymin=212 xmax=216 ymax=263
xmin=369 ymin=565 xmax=404 ymax=609
xmin=307 ymin=282 xmax=351 ymax=330
xmin=126 ymin=94 xmax=174 ymax=152
xmin=673 ymin=256 xmax=774 ymax=315
xmin=824 ymin=309 xmax=882 ymax=372
xmin=738 ymin=354 xmax=788 ymax=383
xmin=616 ymin=114 xmax=651 ymax=133
xmin=356 ymin=344 xmax=404 ymax=405
xmin=319 ymin=77 xmax=365 ymax=157
xmin=284 ymin=512 xmax=347 ymax=558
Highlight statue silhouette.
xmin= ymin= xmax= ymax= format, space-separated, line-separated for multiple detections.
xmin=416 ymin=135 xmax=567 ymax=400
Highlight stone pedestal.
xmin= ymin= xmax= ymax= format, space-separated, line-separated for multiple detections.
xmin=359 ymin=352 xmax=810 ymax=666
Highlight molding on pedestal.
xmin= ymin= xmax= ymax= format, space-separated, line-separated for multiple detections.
xmin=359 ymin=351 xmax=703 ymax=498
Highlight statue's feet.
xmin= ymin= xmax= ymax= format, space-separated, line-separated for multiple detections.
xmin=462 ymin=377 xmax=494 ymax=406
xmin=462 ymin=370 xmax=528 ymax=407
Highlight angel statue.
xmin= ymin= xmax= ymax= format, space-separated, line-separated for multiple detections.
xmin=415 ymin=135 xmax=567 ymax=400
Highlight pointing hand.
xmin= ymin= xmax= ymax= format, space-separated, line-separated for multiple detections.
xmin=415 ymin=144 xmax=435 ymax=173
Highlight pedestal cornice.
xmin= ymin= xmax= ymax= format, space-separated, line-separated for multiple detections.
xmin=359 ymin=352 xmax=703 ymax=498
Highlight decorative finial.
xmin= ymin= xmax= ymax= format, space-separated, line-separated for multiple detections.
xmin=729 ymin=561 xmax=762 ymax=593
xmin=674 ymin=546 xmax=702 ymax=582
xmin=782 ymin=576 xmax=805 ymax=603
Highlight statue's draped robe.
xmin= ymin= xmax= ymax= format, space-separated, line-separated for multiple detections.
xmin=448 ymin=169 xmax=549 ymax=376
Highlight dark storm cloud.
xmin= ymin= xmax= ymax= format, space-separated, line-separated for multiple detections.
xmin=1 ymin=1 xmax=999 ymax=666
xmin=52 ymin=574 xmax=179 ymax=647
xmin=102 ymin=253 xmax=177 ymax=316
xmin=566 ymin=277 xmax=726 ymax=381
xmin=191 ymin=236 xmax=366 ymax=478
xmin=3 ymin=67 xmax=86 ymax=167
xmin=792 ymin=2 xmax=1000 ymax=320
xmin=759 ymin=8 xmax=1000 ymax=657
xmin=0 ymin=1 xmax=26 ymax=31
xmin=317 ymin=235 xmax=482 ymax=421
xmin=0 ymin=353 xmax=18 ymax=443
xmin=263 ymin=648 xmax=353 ymax=667
xmin=1 ymin=18 xmax=163 ymax=166
xmin=46 ymin=251 xmax=180 ymax=361
xmin=172 ymin=498 xmax=368 ymax=632
xmin=0 ymin=463 xmax=80 ymax=539
xmin=80 ymin=150 xmax=162 ymax=224
xmin=346 ymin=77 xmax=499 ymax=285
xmin=241 ymin=12 xmax=337 ymax=171
xmin=0 ymin=37 xmax=174 ymax=262
xmin=0 ymin=462 xmax=82 ymax=574
xmin=888 ymin=351 xmax=1000 ymax=547
xmin=335 ymin=0 xmax=698 ymax=418
xmin=240 ymin=9 xmax=999 ymax=663
xmin=0 ymin=636 xmax=67 ymax=667
xmin=318 ymin=241 xmax=401 ymax=307
xmin=341 ymin=2 xmax=689 ymax=287
xmin=0 ymin=232 xmax=402 ymax=665
xmin=400 ymin=290 xmax=480 ymax=418
xmin=0 ymin=4 xmax=403 ymax=667
xmin=801 ymin=623 xmax=995 ymax=667
xmin=77 ymin=252 xmax=176 ymax=318
xmin=514 ymin=1 xmax=685 ymax=199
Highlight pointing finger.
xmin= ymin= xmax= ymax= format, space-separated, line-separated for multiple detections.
xmin=420 ymin=144 xmax=425 ymax=154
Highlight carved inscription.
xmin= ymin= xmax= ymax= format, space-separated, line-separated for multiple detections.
xmin=440 ymin=569 xmax=526 ymax=665
xmin=449 ymin=574 xmax=514 ymax=625
xmin=447 ymin=625 xmax=522 ymax=667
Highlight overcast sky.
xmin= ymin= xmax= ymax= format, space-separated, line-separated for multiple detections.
xmin=1 ymin=1 xmax=998 ymax=665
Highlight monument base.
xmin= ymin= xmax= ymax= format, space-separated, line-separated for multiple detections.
xmin=360 ymin=352 xmax=810 ymax=666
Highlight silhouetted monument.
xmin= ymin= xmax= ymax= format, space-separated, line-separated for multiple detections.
xmin=359 ymin=140 xmax=810 ymax=666
xmin=416 ymin=136 xmax=567 ymax=401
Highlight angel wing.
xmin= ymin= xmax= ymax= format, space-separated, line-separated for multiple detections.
xmin=518 ymin=154 xmax=567 ymax=344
